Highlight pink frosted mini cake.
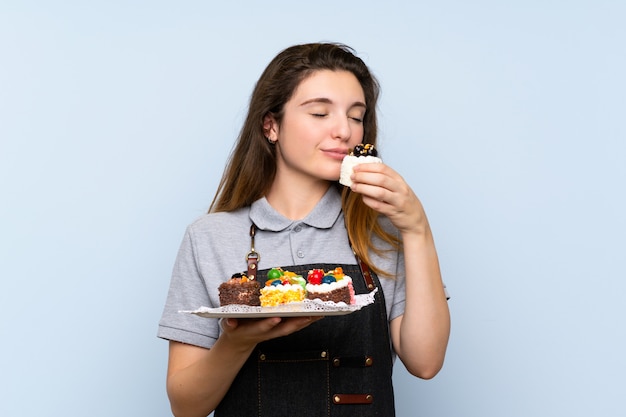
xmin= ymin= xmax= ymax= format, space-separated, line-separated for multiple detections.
xmin=305 ymin=267 xmax=356 ymax=305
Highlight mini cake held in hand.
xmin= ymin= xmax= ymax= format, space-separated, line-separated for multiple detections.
xmin=339 ymin=143 xmax=382 ymax=187
xmin=260 ymin=268 xmax=307 ymax=307
xmin=306 ymin=267 xmax=356 ymax=305
xmin=218 ymin=273 xmax=261 ymax=306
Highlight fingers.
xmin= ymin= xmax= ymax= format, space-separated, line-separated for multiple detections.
xmin=350 ymin=163 xmax=410 ymax=201
xmin=272 ymin=316 xmax=323 ymax=337
xmin=220 ymin=316 xmax=323 ymax=346
xmin=260 ymin=316 xmax=323 ymax=340
xmin=350 ymin=163 xmax=406 ymax=206
xmin=350 ymin=163 xmax=427 ymax=233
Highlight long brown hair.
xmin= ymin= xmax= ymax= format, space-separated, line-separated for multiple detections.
xmin=210 ymin=43 xmax=399 ymax=277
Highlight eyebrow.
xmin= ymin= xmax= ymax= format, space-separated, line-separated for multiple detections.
xmin=300 ymin=97 xmax=367 ymax=109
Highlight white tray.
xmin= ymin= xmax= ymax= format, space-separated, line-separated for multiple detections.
xmin=182 ymin=288 xmax=377 ymax=318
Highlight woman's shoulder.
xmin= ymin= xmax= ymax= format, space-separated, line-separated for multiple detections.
xmin=186 ymin=207 xmax=251 ymax=236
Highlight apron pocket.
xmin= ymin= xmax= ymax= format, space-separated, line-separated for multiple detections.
xmin=257 ymin=349 xmax=330 ymax=417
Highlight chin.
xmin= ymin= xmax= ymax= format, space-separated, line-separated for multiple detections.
xmin=320 ymin=170 xmax=341 ymax=182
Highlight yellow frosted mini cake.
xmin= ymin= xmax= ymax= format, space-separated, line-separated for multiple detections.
xmin=260 ymin=268 xmax=307 ymax=307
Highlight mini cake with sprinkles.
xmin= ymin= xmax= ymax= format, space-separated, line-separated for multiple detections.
xmin=339 ymin=143 xmax=382 ymax=187
xmin=260 ymin=268 xmax=307 ymax=307
xmin=218 ymin=273 xmax=262 ymax=306
xmin=305 ymin=267 xmax=356 ymax=305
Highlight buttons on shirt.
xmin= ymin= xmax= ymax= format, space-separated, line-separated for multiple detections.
xmin=290 ymin=223 xmax=306 ymax=260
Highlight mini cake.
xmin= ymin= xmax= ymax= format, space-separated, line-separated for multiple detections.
xmin=260 ymin=268 xmax=307 ymax=307
xmin=218 ymin=273 xmax=261 ymax=306
xmin=306 ymin=267 xmax=356 ymax=305
xmin=339 ymin=143 xmax=382 ymax=187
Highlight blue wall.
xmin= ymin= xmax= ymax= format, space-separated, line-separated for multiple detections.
xmin=1 ymin=1 xmax=624 ymax=416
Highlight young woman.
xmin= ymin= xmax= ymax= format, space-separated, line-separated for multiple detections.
xmin=158 ymin=42 xmax=450 ymax=417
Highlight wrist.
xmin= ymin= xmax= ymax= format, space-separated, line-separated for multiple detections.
xmin=216 ymin=331 xmax=257 ymax=357
xmin=400 ymin=222 xmax=432 ymax=241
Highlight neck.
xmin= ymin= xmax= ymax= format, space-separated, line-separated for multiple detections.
xmin=265 ymin=173 xmax=331 ymax=220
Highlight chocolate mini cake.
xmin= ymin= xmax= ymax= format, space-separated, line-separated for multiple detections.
xmin=218 ymin=273 xmax=261 ymax=306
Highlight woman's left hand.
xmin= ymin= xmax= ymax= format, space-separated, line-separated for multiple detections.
xmin=350 ymin=162 xmax=428 ymax=236
xmin=352 ymin=161 xmax=450 ymax=379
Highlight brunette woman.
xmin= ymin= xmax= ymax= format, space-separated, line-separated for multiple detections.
xmin=158 ymin=42 xmax=450 ymax=417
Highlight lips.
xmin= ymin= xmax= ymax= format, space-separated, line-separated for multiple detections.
xmin=322 ymin=148 xmax=349 ymax=160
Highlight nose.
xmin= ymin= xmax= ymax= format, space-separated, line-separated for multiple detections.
xmin=331 ymin=116 xmax=351 ymax=141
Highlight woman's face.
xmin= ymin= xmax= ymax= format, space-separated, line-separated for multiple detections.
xmin=266 ymin=69 xmax=366 ymax=183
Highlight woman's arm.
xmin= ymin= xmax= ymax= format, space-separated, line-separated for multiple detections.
xmin=167 ymin=338 xmax=250 ymax=417
xmin=390 ymin=226 xmax=450 ymax=378
xmin=166 ymin=316 xmax=320 ymax=417
xmin=350 ymin=162 xmax=451 ymax=379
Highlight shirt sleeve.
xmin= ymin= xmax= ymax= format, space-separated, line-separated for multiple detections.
xmin=157 ymin=226 xmax=220 ymax=349
xmin=388 ymin=245 xmax=406 ymax=322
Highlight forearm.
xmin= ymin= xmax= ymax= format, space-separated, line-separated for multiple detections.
xmin=167 ymin=337 xmax=255 ymax=417
xmin=394 ymin=226 xmax=450 ymax=378
xmin=166 ymin=316 xmax=319 ymax=416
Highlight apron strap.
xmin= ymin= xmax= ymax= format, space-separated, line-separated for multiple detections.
xmin=246 ymin=224 xmax=260 ymax=280
xmin=354 ymin=251 xmax=376 ymax=291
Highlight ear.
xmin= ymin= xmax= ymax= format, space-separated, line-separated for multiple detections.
xmin=263 ymin=113 xmax=279 ymax=142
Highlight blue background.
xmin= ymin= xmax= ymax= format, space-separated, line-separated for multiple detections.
xmin=1 ymin=1 xmax=624 ymax=416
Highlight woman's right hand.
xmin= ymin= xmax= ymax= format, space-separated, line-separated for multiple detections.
xmin=219 ymin=316 xmax=322 ymax=351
